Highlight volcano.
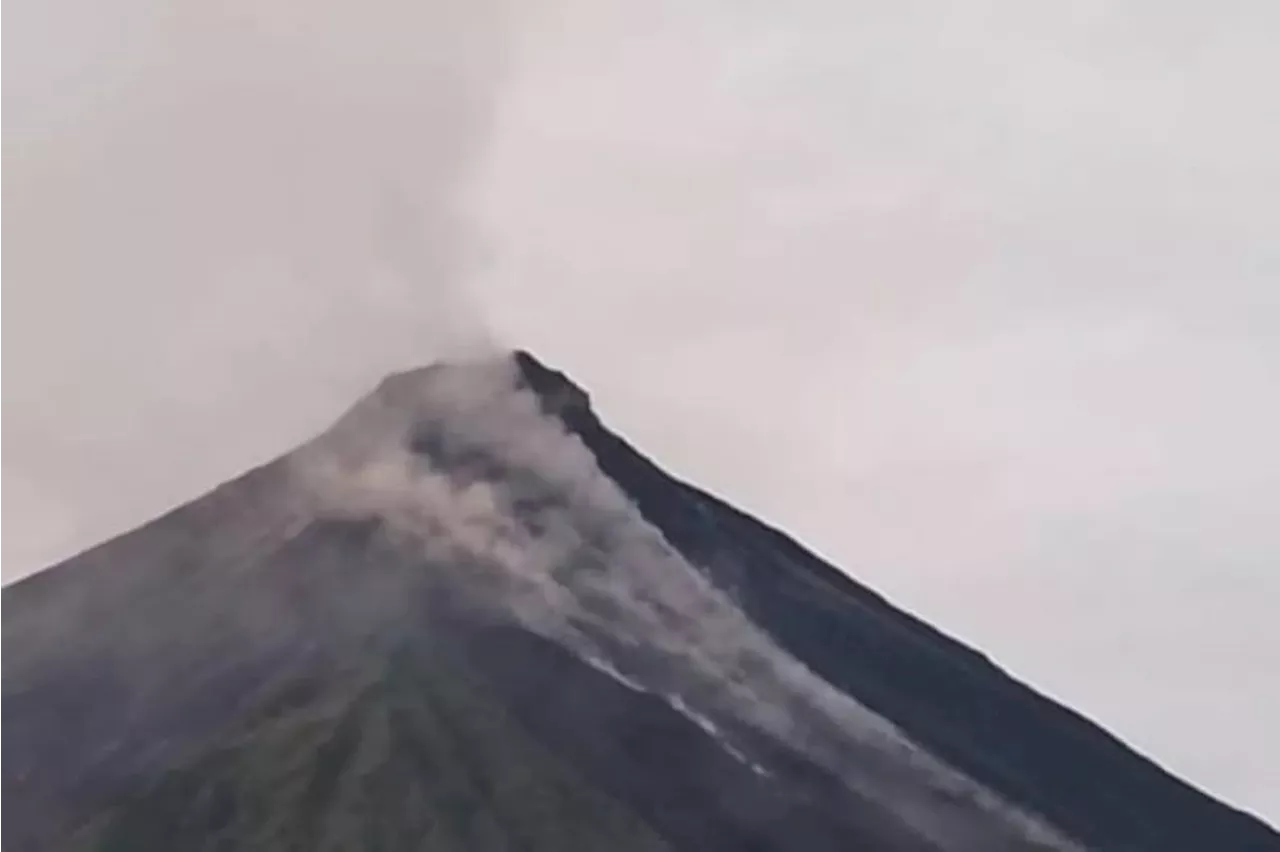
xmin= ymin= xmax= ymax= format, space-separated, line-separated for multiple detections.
xmin=4 ymin=350 xmax=1276 ymax=851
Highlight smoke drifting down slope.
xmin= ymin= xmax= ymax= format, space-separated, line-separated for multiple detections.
xmin=289 ymin=354 xmax=1075 ymax=849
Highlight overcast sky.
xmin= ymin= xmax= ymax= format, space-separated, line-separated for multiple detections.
xmin=4 ymin=0 xmax=1278 ymax=822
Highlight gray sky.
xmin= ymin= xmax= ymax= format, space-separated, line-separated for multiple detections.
xmin=4 ymin=0 xmax=1278 ymax=821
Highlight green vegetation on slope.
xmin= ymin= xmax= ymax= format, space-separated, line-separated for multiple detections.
xmin=72 ymin=645 xmax=673 ymax=852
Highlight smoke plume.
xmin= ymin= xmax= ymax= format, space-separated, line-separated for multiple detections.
xmin=3 ymin=0 xmax=515 ymax=577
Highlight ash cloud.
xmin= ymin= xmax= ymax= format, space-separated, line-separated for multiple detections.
xmin=3 ymin=0 xmax=515 ymax=578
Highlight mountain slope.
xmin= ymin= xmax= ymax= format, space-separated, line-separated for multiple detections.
xmin=515 ymin=351 xmax=1279 ymax=851
xmin=71 ymin=642 xmax=674 ymax=852
xmin=4 ymin=350 xmax=1277 ymax=852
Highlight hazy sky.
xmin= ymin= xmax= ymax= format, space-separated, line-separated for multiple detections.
xmin=4 ymin=0 xmax=1278 ymax=821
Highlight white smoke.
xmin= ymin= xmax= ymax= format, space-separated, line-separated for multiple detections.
xmin=289 ymin=354 xmax=1082 ymax=850
xmin=3 ymin=0 xmax=514 ymax=578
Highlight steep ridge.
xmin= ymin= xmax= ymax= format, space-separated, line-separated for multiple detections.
xmin=3 ymin=350 xmax=1276 ymax=852
xmin=512 ymin=350 xmax=1280 ymax=851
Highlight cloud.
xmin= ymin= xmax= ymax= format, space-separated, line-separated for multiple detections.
xmin=3 ymin=0 xmax=514 ymax=576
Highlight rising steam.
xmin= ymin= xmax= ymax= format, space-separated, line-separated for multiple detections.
xmin=3 ymin=0 xmax=515 ymax=576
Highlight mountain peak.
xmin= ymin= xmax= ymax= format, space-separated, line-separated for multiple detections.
xmin=365 ymin=350 xmax=591 ymax=421
xmin=511 ymin=349 xmax=594 ymax=424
